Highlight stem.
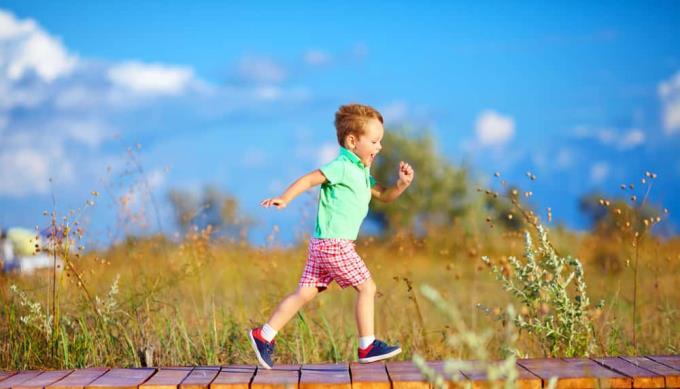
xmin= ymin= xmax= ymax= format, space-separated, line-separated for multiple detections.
xmin=632 ymin=233 xmax=640 ymax=351
xmin=632 ymin=180 xmax=653 ymax=351
xmin=50 ymin=184 xmax=58 ymax=358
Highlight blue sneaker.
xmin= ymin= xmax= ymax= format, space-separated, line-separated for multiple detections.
xmin=358 ymin=339 xmax=402 ymax=363
xmin=248 ymin=327 xmax=275 ymax=369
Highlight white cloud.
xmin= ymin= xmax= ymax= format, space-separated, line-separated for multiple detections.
xmin=317 ymin=143 xmax=338 ymax=165
xmin=571 ymin=126 xmax=645 ymax=150
xmin=58 ymin=118 xmax=111 ymax=148
xmin=590 ymin=161 xmax=609 ymax=184
xmin=0 ymin=9 xmax=316 ymax=200
xmin=658 ymin=70 xmax=680 ymax=135
xmin=304 ymin=50 xmax=331 ymax=66
xmin=242 ymin=148 xmax=267 ymax=168
xmin=556 ymin=148 xmax=573 ymax=169
xmin=237 ymin=56 xmax=286 ymax=84
xmin=619 ymin=129 xmax=645 ymax=150
xmin=475 ymin=110 xmax=515 ymax=147
xmin=0 ymin=145 xmax=74 ymax=196
xmin=381 ymin=101 xmax=409 ymax=123
xmin=108 ymin=61 xmax=195 ymax=96
xmin=253 ymin=85 xmax=282 ymax=100
xmin=0 ymin=10 xmax=77 ymax=83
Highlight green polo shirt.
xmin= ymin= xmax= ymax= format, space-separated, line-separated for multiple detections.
xmin=315 ymin=147 xmax=376 ymax=240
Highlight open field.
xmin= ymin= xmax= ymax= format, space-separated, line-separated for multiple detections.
xmin=2 ymin=218 xmax=678 ymax=369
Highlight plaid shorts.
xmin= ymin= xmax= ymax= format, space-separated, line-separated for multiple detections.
xmin=298 ymin=238 xmax=371 ymax=289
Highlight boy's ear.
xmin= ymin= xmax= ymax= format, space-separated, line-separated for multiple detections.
xmin=345 ymin=134 xmax=356 ymax=148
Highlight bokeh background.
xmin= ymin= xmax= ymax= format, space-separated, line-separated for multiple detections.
xmin=1 ymin=1 xmax=680 ymax=369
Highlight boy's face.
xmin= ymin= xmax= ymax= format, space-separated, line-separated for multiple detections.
xmin=347 ymin=118 xmax=384 ymax=167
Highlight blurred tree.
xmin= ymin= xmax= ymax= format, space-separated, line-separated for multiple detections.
xmin=579 ymin=192 xmax=660 ymax=235
xmin=167 ymin=186 xmax=252 ymax=240
xmin=167 ymin=189 xmax=198 ymax=232
xmin=368 ymin=129 xmax=471 ymax=235
xmin=484 ymin=186 xmax=526 ymax=231
xmin=579 ymin=192 xmax=662 ymax=273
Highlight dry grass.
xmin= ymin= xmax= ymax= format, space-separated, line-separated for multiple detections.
xmin=1 ymin=218 xmax=678 ymax=369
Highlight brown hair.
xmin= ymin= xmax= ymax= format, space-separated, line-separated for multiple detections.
xmin=334 ymin=103 xmax=384 ymax=146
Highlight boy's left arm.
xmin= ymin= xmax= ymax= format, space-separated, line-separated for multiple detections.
xmin=371 ymin=161 xmax=414 ymax=203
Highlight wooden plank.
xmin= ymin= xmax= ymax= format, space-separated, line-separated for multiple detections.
xmin=180 ymin=368 xmax=220 ymax=389
xmin=300 ymin=364 xmax=350 ymax=389
xmin=0 ymin=371 xmax=17 ymax=381
xmin=432 ymin=360 xmax=541 ymax=389
xmin=48 ymin=369 xmax=109 ymax=389
xmin=517 ymin=358 xmax=630 ymax=389
xmin=210 ymin=366 xmax=256 ymax=389
xmin=251 ymin=365 xmax=300 ymax=389
xmin=647 ymin=356 xmax=680 ymax=373
xmin=593 ymin=357 xmax=665 ymax=388
xmin=14 ymin=370 xmax=74 ymax=389
xmin=621 ymin=357 xmax=680 ymax=388
xmin=140 ymin=368 xmax=192 ymax=389
xmin=85 ymin=368 xmax=156 ymax=389
xmin=562 ymin=358 xmax=631 ymax=388
xmin=0 ymin=373 xmax=18 ymax=384
xmin=386 ymin=361 xmax=430 ymax=389
xmin=350 ymin=363 xmax=390 ymax=389
xmin=0 ymin=372 xmax=44 ymax=389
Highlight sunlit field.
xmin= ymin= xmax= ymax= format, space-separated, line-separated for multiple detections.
xmin=2 ymin=177 xmax=678 ymax=369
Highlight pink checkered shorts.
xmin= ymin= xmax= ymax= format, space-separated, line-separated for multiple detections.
xmin=298 ymin=238 xmax=371 ymax=289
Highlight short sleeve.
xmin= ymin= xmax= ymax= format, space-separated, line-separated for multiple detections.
xmin=320 ymin=159 xmax=345 ymax=184
xmin=369 ymin=175 xmax=376 ymax=187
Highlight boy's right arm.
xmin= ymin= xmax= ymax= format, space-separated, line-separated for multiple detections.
xmin=261 ymin=169 xmax=327 ymax=209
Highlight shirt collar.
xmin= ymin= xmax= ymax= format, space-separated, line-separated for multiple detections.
xmin=340 ymin=147 xmax=366 ymax=168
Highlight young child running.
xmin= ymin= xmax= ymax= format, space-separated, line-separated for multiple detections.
xmin=249 ymin=103 xmax=415 ymax=368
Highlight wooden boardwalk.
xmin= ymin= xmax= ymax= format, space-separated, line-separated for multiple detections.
xmin=2 ymin=356 xmax=680 ymax=389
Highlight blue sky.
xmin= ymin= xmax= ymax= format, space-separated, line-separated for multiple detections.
xmin=1 ymin=1 xmax=679 ymax=246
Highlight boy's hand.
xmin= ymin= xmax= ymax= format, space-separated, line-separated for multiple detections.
xmin=261 ymin=197 xmax=288 ymax=209
xmin=397 ymin=161 xmax=414 ymax=188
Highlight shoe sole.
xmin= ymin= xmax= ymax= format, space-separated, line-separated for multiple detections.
xmin=248 ymin=330 xmax=272 ymax=369
xmin=358 ymin=347 xmax=402 ymax=363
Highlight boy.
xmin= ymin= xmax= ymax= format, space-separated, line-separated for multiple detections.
xmin=249 ymin=103 xmax=414 ymax=368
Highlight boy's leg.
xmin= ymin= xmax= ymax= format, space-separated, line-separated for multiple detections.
xmin=353 ymin=278 xmax=376 ymax=337
xmin=249 ymin=285 xmax=320 ymax=369
xmin=266 ymin=285 xmax=320 ymax=331
xmin=353 ymin=278 xmax=401 ymax=363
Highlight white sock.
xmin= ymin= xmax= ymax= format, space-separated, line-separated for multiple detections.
xmin=359 ymin=335 xmax=375 ymax=349
xmin=261 ymin=323 xmax=277 ymax=342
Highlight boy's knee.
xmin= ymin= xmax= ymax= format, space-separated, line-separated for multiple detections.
xmin=295 ymin=286 xmax=318 ymax=303
xmin=356 ymin=278 xmax=376 ymax=295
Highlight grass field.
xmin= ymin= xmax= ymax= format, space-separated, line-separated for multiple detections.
xmin=1 ymin=205 xmax=678 ymax=369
